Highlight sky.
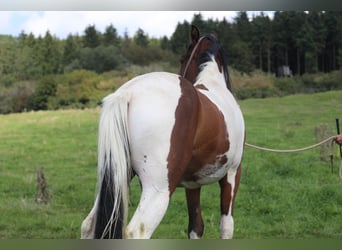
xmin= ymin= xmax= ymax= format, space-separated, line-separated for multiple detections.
xmin=0 ymin=11 xmax=273 ymax=39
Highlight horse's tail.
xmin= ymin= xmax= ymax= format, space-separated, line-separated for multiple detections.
xmin=94 ymin=92 xmax=132 ymax=239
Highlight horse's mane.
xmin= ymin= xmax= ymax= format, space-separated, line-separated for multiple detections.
xmin=197 ymin=35 xmax=231 ymax=91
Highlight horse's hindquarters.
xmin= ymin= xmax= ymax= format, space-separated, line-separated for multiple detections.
xmin=124 ymin=73 xmax=188 ymax=237
xmin=127 ymin=73 xmax=183 ymax=180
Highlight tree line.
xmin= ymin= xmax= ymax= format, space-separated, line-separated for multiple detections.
xmin=179 ymin=11 xmax=342 ymax=75
xmin=0 ymin=11 xmax=341 ymax=114
xmin=1 ymin=11 xmax=341 ymax=80
xmin=0 ymin=24 xmax=178 ymax=83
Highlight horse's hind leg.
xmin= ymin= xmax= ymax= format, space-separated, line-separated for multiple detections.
xmin=219 ymin=165 xmax=242 ymax=239
xmin=125 ymin=176 xmax=170 ymax=238
xmin=185 ymin=187 xmax=204 ymax=239
xmin=81 ymin=197 xmax=98 ymax=238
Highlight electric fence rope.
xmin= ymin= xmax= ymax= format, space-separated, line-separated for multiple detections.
xmin=245 ymin=135 xmax=342 ymax=181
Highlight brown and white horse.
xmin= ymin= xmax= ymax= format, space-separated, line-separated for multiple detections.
xmin=81 ymin=25 xmax=245 ymax=239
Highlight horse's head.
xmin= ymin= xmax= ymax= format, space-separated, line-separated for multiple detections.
xmin=179 ymin=25 xmax=231 ymax=91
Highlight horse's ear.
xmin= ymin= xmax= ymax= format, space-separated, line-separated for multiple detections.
xmin=190 ymin=25 xmax=200 ymax=44
xmin=210 ymin=33 xmax=218 ymax=39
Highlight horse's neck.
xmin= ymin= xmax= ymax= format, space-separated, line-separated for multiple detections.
xmin=195 ymin=62 xmax=227 ymax=92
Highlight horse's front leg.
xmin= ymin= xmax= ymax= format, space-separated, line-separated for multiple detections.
xmin=219 ymin=165 xmax=242 ymax=239
xmin=185 ymin=187 xmax=204 ymax=239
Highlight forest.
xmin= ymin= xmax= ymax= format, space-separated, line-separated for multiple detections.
xmin=0 ymin=11 xmax=342 ymax=114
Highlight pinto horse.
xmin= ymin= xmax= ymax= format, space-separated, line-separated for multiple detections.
xmin=81 ymin=25 xmax=245 ymax=239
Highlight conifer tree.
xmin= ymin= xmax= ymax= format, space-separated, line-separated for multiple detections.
xmin=103 ymin=24 xmax=119 ymax=46
xmin=83 ymin=25 xmax=101 ymax=48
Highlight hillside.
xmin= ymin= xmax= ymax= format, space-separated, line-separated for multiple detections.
xmin=0 ymin=90 xmax=342 ymax=238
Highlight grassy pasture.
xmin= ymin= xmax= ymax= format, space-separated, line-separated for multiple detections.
xmin=0 ymin=90 xmax=342 ymax=239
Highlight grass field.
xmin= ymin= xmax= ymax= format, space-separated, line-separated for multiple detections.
xmin=1 ymin=90 xmax=342 ymax=239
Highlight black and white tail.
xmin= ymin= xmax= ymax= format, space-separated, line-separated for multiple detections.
xmin=94 ymin=92 xmax=132 ymax=238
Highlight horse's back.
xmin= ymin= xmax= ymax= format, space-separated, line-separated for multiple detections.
xmin=107 ymin=72 xmax=182 ymax=124
xmin=125 ymin=72 xmax=183 ymax=137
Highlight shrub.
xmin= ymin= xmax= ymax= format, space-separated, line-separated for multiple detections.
xmin=0 ymin=81 xmax=36 ymax=114
xmin=52 ymin=70 xmax=102 ymax=109
xmin=234 ymin=86 xmax=281 ymax=100
xmin=0 ymin=74 xmax=15 ymax=87
xmin=273 ymin=77 xmax=304 ymax=95
xmin=32 ymin=75 xmax=57 ymax=110
xmin=303 ymin=72 xmax=341 ymax=92
xmin=78 ymin=45 xmax=127 ymax=73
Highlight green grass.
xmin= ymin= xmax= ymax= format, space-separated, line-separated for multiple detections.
xmin=1 ymin=90 xmax=342 ymax=239
xmin=0 ymin=109 xmax=99 ymax=238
